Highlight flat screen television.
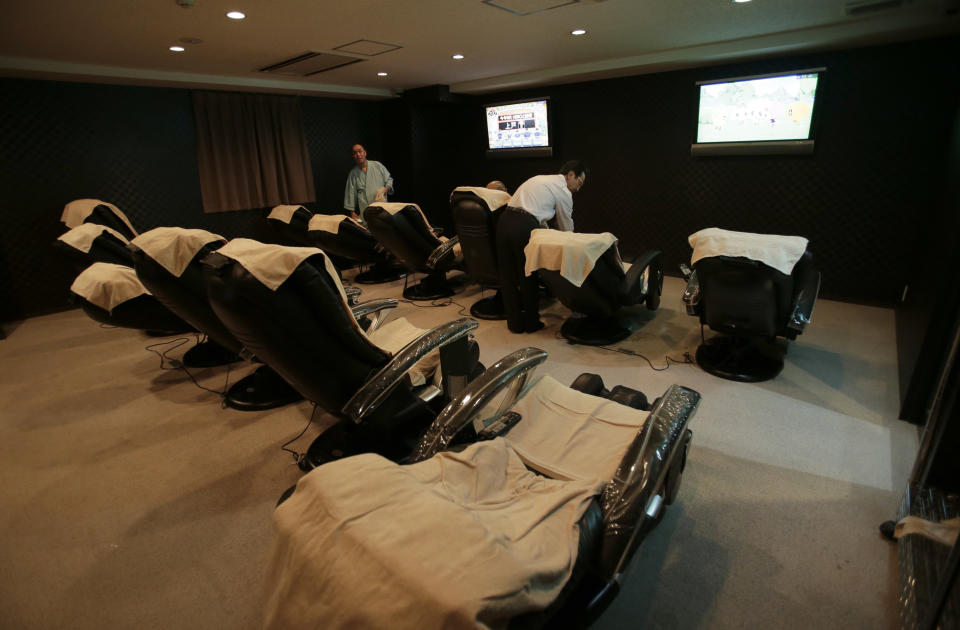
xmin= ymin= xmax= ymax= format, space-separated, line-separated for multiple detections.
xmin=691 ymin=68 xmax=824 ymax=156
xmin=485 ymin=98 xmax=552 ymax=158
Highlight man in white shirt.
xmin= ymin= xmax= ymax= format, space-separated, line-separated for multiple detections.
xmin=496 ymin=161 xmax=588 ymax=334
xmin=343 ymin=144 xmax=393 ymax=224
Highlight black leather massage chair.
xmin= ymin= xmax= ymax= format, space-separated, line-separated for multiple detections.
xmin=266 ymin=205 xmax=405 ymax=284
xmin=61 ymin=198 xmax=139 ymax=241
xmin=54 ymin=223 xmax=136 ymax=274
xmin=448 ymin=186 xmax=513 ymax=320
xmin=364 ymin=202 xmax=464 ymax=300
xmin=681 ymin=227 xmax=820 ymax=382
xmin=200 ymin=238 xmax=483 ymax=469
xmin=529 ymin=230 xmax=664 ymax=346
xmin=268 ymin=346 xmax=702 ymax=629
xmin=128 ymin=227 xmax=302 ymax=410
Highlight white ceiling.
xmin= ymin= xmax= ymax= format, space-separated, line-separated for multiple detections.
xmin=0 ymin=0 xmax=957 ymax=99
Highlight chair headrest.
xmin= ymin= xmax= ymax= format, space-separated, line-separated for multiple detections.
xmin=61 ymin=199 xmax=138 ymax=236
xmin=523 ymin=229 xmax=620 ymax=287
xmin=57 ymin=224 xmax=129 ymax=253
xmin=366 ymin=202 xmax=432 ymax=228
xmin=689 ymin=227 xmax=808 ymax=275
xmin=214 ymin=238 xmax=339 ymax=292
xmin=131 ymin=227 xmax=226 ymax=278
xmin=70 ymin=262 xmax=150 ymax=313
xmin=267 ymin=205 xmax=310 ymax=224
xmin=450 ymin=187 xmax=511 ymax=213
xmin=307 ymin=213 xmax=364 ymax=235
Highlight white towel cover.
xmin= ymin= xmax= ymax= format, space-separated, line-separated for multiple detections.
xmin=688 ymin=227 xmax=808 ymax=275
xmin=57 ymin=224 xmax=129 ymax=253
xmin=307 ymin=213 xmax=362 ymax=234
xmin=451 ymin=186 xmax=512 ymax=212
xmin=267 ymin=205 xmax=309 ymax=224
xmin=70 ymin=262 xmax=150 ymax=313
xmin=366 ymin=201 xmax=433 ymax=231
xmin=524 ymin=229 xmax=620 ymax=287
xmin=505 ymin=375 xmax=648 ymax=482
xmin=61 ymin=199 xmax=138 ymax=237
xmin=264 ymin=438 xmax=603 ymax=630
xmin=131 ymin=227 xmax=225 ymax=278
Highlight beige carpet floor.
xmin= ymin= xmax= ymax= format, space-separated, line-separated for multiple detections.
xmin=0 ymin=272 xmax=916 ymax=629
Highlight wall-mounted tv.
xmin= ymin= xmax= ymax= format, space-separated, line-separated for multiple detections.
xmin=691 ymin=68 xmax=825 ymax=156
xmin=485 ymin=98 xmax=552 ymax=158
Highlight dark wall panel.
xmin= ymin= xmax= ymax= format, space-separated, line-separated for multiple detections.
xmin=0 ymin=79 xmax=381 ymax=320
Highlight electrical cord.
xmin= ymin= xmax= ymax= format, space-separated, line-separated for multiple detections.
xmin=398 ymin=297 xmax=471 ymax=317
xmin=281 ymin=403 xmax=319 ymax=465
xmin=143 ymin=334 xmax=230 ymax=396
xmin=553 ymin=329 xmax=695 ymax=371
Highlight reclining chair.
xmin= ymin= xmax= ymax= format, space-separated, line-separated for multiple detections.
xmin=61 ymin=199 xmax=138 ymax=240
xmin=528 ymin=230 xmax=663 ymax=345
xmin=449 ymin=186 xmax=512 ymax=319
xmin=54 ymin=223 xmax=136 ymax=274
xmin=266 ymin=347 xmax=701 ymax=630
xmin=681 ymin=227 xmax=820 ymax=382
xmin=364 ymin=202 xmax=463 ymax=300
xmin=265 ymin=205 xmax=315 ymax=247
xmin=201 ymin=239 xmax=483 ymax=468
xmin=70 ymin=262 xmax=192 ymax=334
xmin=129 ymin=227 xmax=302 ymax=410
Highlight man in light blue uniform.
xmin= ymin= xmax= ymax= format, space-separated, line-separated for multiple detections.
xmin=343 ymin=144 xmax=393 ymax=224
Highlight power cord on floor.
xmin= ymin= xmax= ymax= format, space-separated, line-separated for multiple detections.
xmin=281 ymin=403 xmax=319 ymax=465
xmin=398 ymin=297 xmax=471 ymax=317
xmin=144 ymin=334 xmax=230 ymax=396
xmin=552 ymin=329 xmax=696 ymax=371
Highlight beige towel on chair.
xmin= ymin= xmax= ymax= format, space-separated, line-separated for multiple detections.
xmin=70 ymin=263 xmax=150 ymax=313
xmin=57 ymin=224 xmax=129 ymax=252
xmin=130 ymin=227 xmax=225 ymax=278
xmin=688 ymin=227 xmax=808 ymax=275
xmin=523 ymin=229 xmax=619 ymax=287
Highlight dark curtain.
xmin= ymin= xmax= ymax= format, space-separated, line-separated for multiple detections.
xmin=193 ymin=91 xmax=316 ymax=213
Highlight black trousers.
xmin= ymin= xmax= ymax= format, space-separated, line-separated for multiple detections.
xmin=495 ymin=207 xmax=541 ymax=333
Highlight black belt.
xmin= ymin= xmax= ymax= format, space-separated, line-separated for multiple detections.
xmin=505 ymin=206 xmax=530 ymax=215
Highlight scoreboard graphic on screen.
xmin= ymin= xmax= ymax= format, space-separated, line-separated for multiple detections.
xmin=487 ymin=100 xmax=549 ymax=150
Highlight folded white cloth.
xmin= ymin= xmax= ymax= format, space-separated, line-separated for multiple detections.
xmin=61 ymin=199 xmax=138 ymax=237
xmin=264 ymin=438 xmax=604 ymax=630
xmin=505 ymin=375 xmax=648 ymax=482
xmin=524 ymin=229 xmax=620 ymax=287
xmin=307 ymin=213 xmax=362 ymax=234
xmin=70 ymin=262 xmax=150 ymax=313
xmin=57 ymin=224 xmax=129 ymax=253
xmin=451 ymin=186 xmax=512 ymax=212
xmin=130 ymin=227 xmax=225 ymax=278
xmin=267 ymin=205 xmax=308 ymax=224
xmin=688 ymin=227 xmax=808 ymax=275
xmin=366 ymin=317 xmax=441 ymax=387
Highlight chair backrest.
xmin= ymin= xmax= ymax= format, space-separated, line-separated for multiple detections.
xmin=450 ymin=192 xmax=502 ymax=287
xmin=54 ymin=225 xmax=134 ymax=273
xmin=201 ymin=247 xmax=394 ymax=414
xmin=695 ymin=255 xmax=795 ymax=338
xmin=130 ymin=230 xmax=241 ymax=355
xmin=267 ymin=206 xmax=315 ymax=247
xmin=365 ymin=204 xmax=443 ymax=274
xmin=306 ymin=215 xmax=384 ymax=264
xmin=538 ymin=246 xmax=626 ymax=317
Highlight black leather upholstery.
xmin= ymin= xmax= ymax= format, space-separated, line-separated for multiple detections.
xmin=687 ymin=249 xmax=820 ymax=382
xmin=537 ymin=247 xmax=663 ymax=346
xmin=72 ymin=293 xmax=191 ymax=333
xmin=81 ymin=204 xmax=137 ymax=240
xmin=54 ymin=229 xmax=134 ymax=274
xmin=450 ymin=191 xmax=506 ymax=319
xmin=267 ymin=206 xmax=315 ymax=247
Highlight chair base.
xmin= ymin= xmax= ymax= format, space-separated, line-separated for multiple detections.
xmin=403 ymin=272 xmax=455 ymax=301
xmin=355 ymin=262 xmax=407 ymax=284
xmin=470 ymin=291 xmax=506 ymax=320
xmin=224 ymin=365 xmax=303 ymax=411
xmin=182 ymin=339 xmax=241 ymax=368
xmin=695 ymin=335 xmax=786 ymax=382
xmin=560 ymin=315 xmax=632 ymax=346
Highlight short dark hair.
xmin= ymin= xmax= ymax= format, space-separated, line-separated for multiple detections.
xmin=559 ymin=160 xmax=588 ymax=179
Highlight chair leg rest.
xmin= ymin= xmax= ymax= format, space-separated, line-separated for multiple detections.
xmin=224 ymin=365 xmax=303 ymax=411
xmin=695 ymin=335 xmax=786 ymax=382
xmin=470 ymin=293 xmax=506 ymax=320
xmin=182 ymin=339 xmax=242 ymax=368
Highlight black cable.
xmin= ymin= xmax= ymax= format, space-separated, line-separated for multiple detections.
xmin=398 ymin=297 xmax=470 ymax=316
xmin=592 ymin=343 xmax=695 ymax=371
xmin=281 ymin=403 xmax=319 ymax=464
xmin=143 ymin=334 xmax=228 ymax=396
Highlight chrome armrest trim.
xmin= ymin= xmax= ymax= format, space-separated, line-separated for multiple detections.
xmin=426 ymin=236 xmax=460 ymax=269
xmin=343 ymin=285 xmax=362 ymax=305
xmin=682 ymin=270 xmax=700 ymax=315
xmin=350 ymin=298 xmax=398 ymax=333
xmin=341 ymin=317 xmax=479 ymax=423
xmin=409 ymin=347 xmax=549 ymax=463
xmin=788 ymin=271 xmax=821 ymax=333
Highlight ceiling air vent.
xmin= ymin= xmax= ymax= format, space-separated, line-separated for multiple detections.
xmin=333 ymin=39 xmax=402 ymax=56
xmin=844 ymin=0 xmax=907 ymax=16
xmin=259 ymin=51 xmax=363 ymax=77
xmin=482 ymin=0 xmax=579 ymax=16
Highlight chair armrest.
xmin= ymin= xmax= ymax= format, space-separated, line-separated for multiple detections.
xmin=596 ymin=384 xmax=701 ymax=582
xmin=341 ymin=317 xmax=479 ymax=424
xmin=787 ymin=266 xmax=821 ymax=335
xmin=350 ymin=298 xmax=398 ymax=333
xmin=409 ymin=347 xmax=549 ymax=463
xmin=426 ymin=235 xmax=460 ymax=270
xmin=681 ymin=269 xmax=700 ymax=315
xmin=343 ymin=285 xmax=362 ymax=305
xmin=621 ymin=250 xmax=661 ymax=305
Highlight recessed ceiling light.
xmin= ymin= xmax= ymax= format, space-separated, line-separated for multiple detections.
xmin=732 ymin=0 xmax=751 ymax=3
xmin=377 ymin=72 xmax=388 ymax=77
xmin=452 ymin=54 xmax=464 ymax=60
xmin=169 ymin=46 xmax=186 ymax=52
xmin=571 ymin=29 xmax=587 ymax=36
xmin=226 ymin=11 xmax=246 ymax=19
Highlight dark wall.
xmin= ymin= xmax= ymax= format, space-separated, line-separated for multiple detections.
xmin=430 ymin=35 xmax=959 ymax=304
xmin=0 ymin=79 xmax=381 ymax=320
